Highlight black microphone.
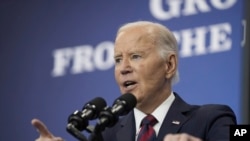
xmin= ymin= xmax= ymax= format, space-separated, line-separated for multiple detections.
xmin=67 ymin=97 xmax=107 ymax=131
xmin=111 ymin=93 xmax=137 ymax=116
xmin=96 ymin=93 xmax=137 ymax=130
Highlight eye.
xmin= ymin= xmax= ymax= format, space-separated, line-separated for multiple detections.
xmin=114 ymin=57 xmax=122 ymax=64
xmin=131 ymin=54 xmax=141 ymax=60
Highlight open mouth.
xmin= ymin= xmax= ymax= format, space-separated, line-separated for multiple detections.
xmin=123 ymin=81 xmax=137 ymax=88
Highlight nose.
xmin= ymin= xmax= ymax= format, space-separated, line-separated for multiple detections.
xmin=120 ymin=58 xmax=132 ymax=75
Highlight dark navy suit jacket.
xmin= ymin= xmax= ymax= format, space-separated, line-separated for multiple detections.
xmin=101 ymin=93 xmax=236 ymax=141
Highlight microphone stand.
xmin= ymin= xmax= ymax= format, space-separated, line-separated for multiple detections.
xmin=88 ymin=124 xmax=104 ymax=141
xmin=66 ymin=110 xmax=90 ymax=141
xmin=66 ymin=123 xmax=89 ymax=141
xmin=89 ymin=108 xmax=118 ymax=141
xmin=67 ymin=121 xmax=104 ymax=141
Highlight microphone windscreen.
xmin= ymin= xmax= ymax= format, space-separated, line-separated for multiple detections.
xmin=83 ymin=97 xmax=107 ymax=113
xmin=114 ymin=93 xmax=137 ymax=112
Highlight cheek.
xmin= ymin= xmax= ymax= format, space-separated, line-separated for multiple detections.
xmin=139 ymin=63 xmax=160 ymax=77
xmin=140 ymin=62 xmax=166 ymax=85
xmin=134 ymin=63 xmax=154 ymax=83
xmin=114 ymin=68 xmax=119 ymax=82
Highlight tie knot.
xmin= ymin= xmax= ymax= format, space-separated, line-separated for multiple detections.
xmin=141 ymin=114 xmax=158 ymax=127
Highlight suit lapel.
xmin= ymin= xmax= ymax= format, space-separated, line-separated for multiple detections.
xmin=157 ymin=93 xmax=193 ymax=141
xmin=116 ymin=111 xmax=136 ymax=141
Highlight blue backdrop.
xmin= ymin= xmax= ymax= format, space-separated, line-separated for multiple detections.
xmin=0 ymin=0 xmax=244 ymax=140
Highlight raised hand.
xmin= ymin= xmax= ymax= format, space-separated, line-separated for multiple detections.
xmin=31 ymin=118 xmax=64 ymax=141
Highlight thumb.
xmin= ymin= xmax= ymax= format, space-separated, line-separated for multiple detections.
xmin=31 ymin=118 xmax=54 ymax=138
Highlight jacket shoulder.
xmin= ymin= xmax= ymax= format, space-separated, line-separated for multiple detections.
xmin=192 ymin=104 xmax=237 ymax=123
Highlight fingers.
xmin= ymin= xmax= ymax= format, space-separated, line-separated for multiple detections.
xmin=31 ymin=118 xmax=53 ymax=138
xmin=164 ymin=133 xmax=202 ymax=141
xmin=54 ymin=137 xmax=64 ymax=141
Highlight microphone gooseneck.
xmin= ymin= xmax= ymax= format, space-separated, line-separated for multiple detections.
xmin=66 ymin=94 xmax=137 ymax=141
xmin=67 ymin=97 xmax=107 ymax=131
xmin=96 ymin=93 xmax=137 ymax=130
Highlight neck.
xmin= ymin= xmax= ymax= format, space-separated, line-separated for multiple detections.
xmin=136 ymin=89 xmax=171 ymax=114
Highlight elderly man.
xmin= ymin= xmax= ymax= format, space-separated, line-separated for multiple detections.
xmin=32 ymin=21 xmax=236 ymax=141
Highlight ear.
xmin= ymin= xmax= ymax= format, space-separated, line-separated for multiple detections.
xmin=165 ymin=53 xmax=177 ymax=79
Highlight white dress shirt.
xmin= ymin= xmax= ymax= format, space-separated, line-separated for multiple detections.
xmin=134 ymin=92 xmax=175 ymax=141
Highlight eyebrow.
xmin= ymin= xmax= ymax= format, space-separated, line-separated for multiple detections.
xmin=114 ymin=54 xmax=121 ymax=59
xmin=114 ymin=50 xmax=147 ymax=58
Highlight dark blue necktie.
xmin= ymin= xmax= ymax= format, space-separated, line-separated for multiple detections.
xmin=137 ymin=114 xmax=158 ymax=141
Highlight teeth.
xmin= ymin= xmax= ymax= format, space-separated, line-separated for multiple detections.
xmin=124 ymin=81 xmax=135 ymax=87
xmin=125 ymin=81 xmax=132 ymax=85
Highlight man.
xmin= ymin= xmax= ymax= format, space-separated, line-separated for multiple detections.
xmin=31 ymin=21 xmax=236 ymax=141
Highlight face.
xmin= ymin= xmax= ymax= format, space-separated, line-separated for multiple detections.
xmin=114 ymin=27 xmax=173 ymax=107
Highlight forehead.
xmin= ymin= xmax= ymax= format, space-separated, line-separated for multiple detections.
xmin=114 ymin=27 xmax=157 ymax=53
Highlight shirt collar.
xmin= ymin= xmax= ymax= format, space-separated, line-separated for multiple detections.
xmin=134 ymin=92 xmax=175 ymax=136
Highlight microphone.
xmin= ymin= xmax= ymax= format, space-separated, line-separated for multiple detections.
xmin=96 ymin=93 xmax=137 ymax=129
xmin=111 ymin=93 xmax=137 ymax=116
xmin=67 ymin=97 xmax=107 ymax=131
